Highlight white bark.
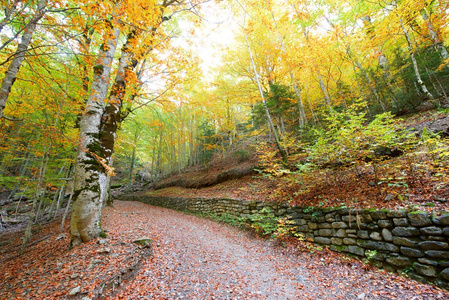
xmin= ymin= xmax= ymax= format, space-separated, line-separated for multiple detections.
xmin=318 ymin=72 xmax=332 ymax=109
xmin=244 ymin=30 xmax=286 ymax=158
xmin=267 ymin=4 xmax=306 ymax=128
xmin=0 ymin=0 xmax=47 ymax=119
xmin=70 ymin=26 xmax=120 ymax=247
xmin=398 ymin=17 xmax=434 ymax=100
xmin=421 ymin=9 xmax=448 ymax=60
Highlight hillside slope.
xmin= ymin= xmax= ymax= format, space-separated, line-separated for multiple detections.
xmin=133 ymin=110 xmax=449 ymax=215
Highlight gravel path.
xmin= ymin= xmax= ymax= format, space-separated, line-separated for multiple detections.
xmin=111 ymin=201 xmax=447 ymax=299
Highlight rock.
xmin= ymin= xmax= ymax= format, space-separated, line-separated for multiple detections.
xmin=319 ymin=223 xmax=332 ymax=229
xmin=387 ymin=210 xmax=407 ymax=218
xmin=357 ymin=230 xmax=369 ymax=239
xmin=294 ymin=219 xmax=307 ymax=226
xmin=391 ymin=227 xmax=420 ymax=237
xmin=444 ymin=227 xmax=449 ymax=236
xmin=392 ymin=236 xmax=419 ymax=247
xmin=440 ymin=268 xmax=449 ymax=280
xmin=357 ymin=240 xmax=399 ymax=252
xmin=133 ymin=237 xmax=153 ymax=248
xmin=418 ymin=241 xmax=449 ymax=250
xmin=411 ymin=116 xmax=449 ymax=137
xmin=413 ymin=263 xmax=437 ymax=277
xmin=400 ymin=247 xmax=424 ymax=257
xmin=425 ymin=251 xmax=449 ymax=259
xmin=434 ymin=215 xmax=449 ymax=226
xmin=335 ymin=229 xmax=346 ymax=238
xmin=314 ymin=237 xmax=331 ymax=244
xmin=318 ymin=229 xmax=333 ymax=237
xmin=378 ymin=220 xmax=393 ymax=228
xmin=420 ymin=226 xmax=442 ymax=235
xmin=347 ymin=246 xmax=365 ymax=256
xmin=358 ymin=292 xmax=366 ymax=299
xmin=69 ymin=286 xmax=81 ymax=296
xmin=332 ymin=222 xmax=348 ymax=229
xmin=308 ymin=222 xmax=318 ymax=230
xmin=97 ymin=238 xmax=108 ymax=245
xmin=374 ymin=146 xmax=403 ymax=159
xmin=337 ymin=207 xmax=349 ymax=215
xmin=97 ymin=247 xmax=111 ymax=254
xmin=408 ymin=212 xmax=432 ymax=227
xmin=384 ymin=193 xmax=395 ymax=201
xmin=366 ymin=224 xmax=379 ymax=230
xmin=331 ymin=238 xmax=343 ymax=245
xmin=393 ymin=218 xmax=409 ymax=226
xmin=427 ymin=236 xmax=446 ymax=241
xmin=370 ymin=232 xmax=382 ymax=241
xmin=325 ymin=214 xmax=336 ymax=222
xmin=343 ymin=238 xmax=357 ymax=245
xmin=370 ymin=211 xmax=387 ymax=220
xmin=417 ymin=258 xmax=439 ymax=266
xmin=407 ymin=272 xmax=427 ymax=284
xmin=382 ymin=229 xmax=393 ymax=241
xmin=70 ymin=274 xmax=79 ymax=279
xmin=386 ymin=256 xmax=412 ymax=268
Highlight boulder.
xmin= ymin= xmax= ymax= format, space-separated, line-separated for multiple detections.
xmin=408 ymin=212 xmax=432 ymax=227
xmin=410 ymin=116 xmax=449 ymax=138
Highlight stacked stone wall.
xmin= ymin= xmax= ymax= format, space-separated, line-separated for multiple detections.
xmin=121 ymin=195 xmax=449 ymax=289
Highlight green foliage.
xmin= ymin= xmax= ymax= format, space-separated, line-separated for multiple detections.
xmin=247 ymin=207 xmax=280 ymax=236
xmin=389 ymin=45 xmax=449 ymax=114
xmin=306 ymin=101 xmax=407 ymax=168
xmin=232 ymin=150 xmax=251 ymax=163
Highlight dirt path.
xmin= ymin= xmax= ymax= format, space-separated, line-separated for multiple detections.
xmin=111 ymin=201 xmax=447 ymax=299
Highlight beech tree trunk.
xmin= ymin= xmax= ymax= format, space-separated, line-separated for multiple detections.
xmin=244 ymin=30 xmax=287 ymax=159
xmin=421 ymin=9 xmax=449 ymax=60
xmin=266 ymin=2 xmax=307 ymax=128
xmin=398 ymin=17 xmax=434 ymax=100
xmin=70 ymin=26 xmax=120 ymax=247
xmin=0 ymin=0 xmax=47 ymax=119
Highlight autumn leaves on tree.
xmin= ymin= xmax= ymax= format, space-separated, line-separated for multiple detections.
xmin=0 ymin=0 xmax=448 ymax=249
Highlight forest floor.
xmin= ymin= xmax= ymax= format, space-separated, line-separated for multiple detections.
xmin=1 ymin=200 xmax=448 ymax=299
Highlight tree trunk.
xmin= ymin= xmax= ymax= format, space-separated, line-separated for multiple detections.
xmin=70 ymin=26 xmax=120 ymax=247
xmin=395 ymin=5 xmax=434 ymax=100
xmin=127 ymin=128 xmax=139 ymax=191
xmin=243 ymin=27 xmax=287 ymax=159
xmin=420 ymin=9 xmax=449 ymax=60
xmin=0 ymin=0 xmax=47 ymax=119
xmin=266 ymin=3 xmax=306 ymax=128
xmin=318 ymin=72 xmax=332 ymax=110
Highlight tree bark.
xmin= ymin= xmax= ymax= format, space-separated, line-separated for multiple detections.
xmin=0 ymin=0 xmax=48 ymax=119
xmin=420 ymin=9 xmax=448 ymax=60
xmin=70 ymin=26 xmax=120 ymax=247
xmin=244 ymin=28 xmax=287 ymax=159
xmin=398 ymin=16 xmax=434 ymax=100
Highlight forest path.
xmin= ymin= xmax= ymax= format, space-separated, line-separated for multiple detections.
xmin=110 ymin=201 xmax=445 ymax=299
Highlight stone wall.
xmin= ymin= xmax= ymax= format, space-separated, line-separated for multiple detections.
xmin=121 ymin=195 xmax=449 ymax=289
